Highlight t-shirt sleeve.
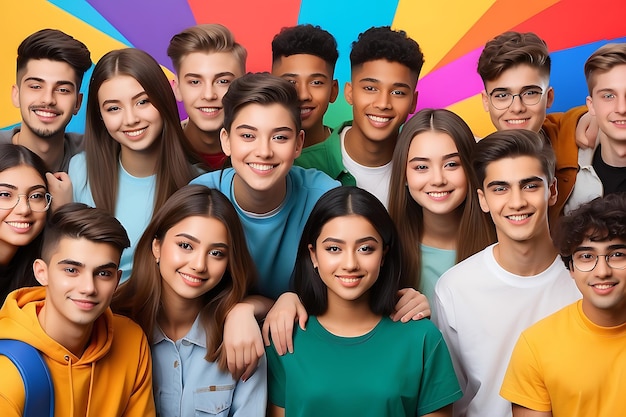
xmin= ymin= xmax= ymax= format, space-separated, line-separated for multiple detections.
xmin=265 ymin=342 xmax=287 ymax=408
xmin=500 ymin=332 xmax=551 ymax=413
xmin=417 ymin=326 xmax=463 ymax=416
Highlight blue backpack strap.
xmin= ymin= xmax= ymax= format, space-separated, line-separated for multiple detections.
xmin=0 ymin=339 xmax=54 ymax=417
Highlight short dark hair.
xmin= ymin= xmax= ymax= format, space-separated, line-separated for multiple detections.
xmin=472 ymin=129 xmax=555 ymax=189
xmin=41 ymin=203 xmax=130 ymax=262
xmin=16 ymin=28 xmax=92 ymax=89
xmin=477 ymin=31 xmax=551 ymax=83
xmin=555 ymin=193 xmax=626 ymax=270
xmin=222 ymin=72 xmax=301 ymax=132
xmin=350 ymin=26 xmax=424 ymax=78
xmin=272 ymin=24 xmax=338 ymax=69
xmin=295 ymin=186 xmax=402 ymax=316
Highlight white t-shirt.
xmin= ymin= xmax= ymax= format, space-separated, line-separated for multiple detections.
xmin=432 ymin=243 xmax=581 ymax=417
xmin=339 ymin=126 xmax=392 ymax=208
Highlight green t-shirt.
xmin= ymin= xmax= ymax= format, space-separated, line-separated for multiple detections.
xmin=267 ymin=316 xmax=461 ymax=416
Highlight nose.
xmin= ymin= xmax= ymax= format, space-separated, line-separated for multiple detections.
xmin=255 ymin=138 xmax=273 ymax=159
xmin=374 ymin=92 xmax=392 ymax=110
xmin=191 ymin=252 xmax=208 ymax=272
xmin=123 ymin=106 xmax=140 ymax=126
xmin=12 ymin=195 xmax=32 ymax=215
xmin=594 ymin=255 xmax=613 ymax=277
xmin=508 ymin=187 xmax=527 ymax=210
xmin=430 ymin=166 xmax=447 ymax=186
xmin=40 ymin=86 xmax=56 ymax=106
xmin=297 ymin=83 xmax=312 ymax=102
xmin=79 ymin=274 xmax=96 ymax=295
xmin=343 ymin=250 xmax=359 ymax=271
xmin=616 ymin=96 xmax=626 ymax=114
xmin=202 ymin=83 xmax=218 ymax=101
xmin=508 ymin=94 xmax=525 ymax=112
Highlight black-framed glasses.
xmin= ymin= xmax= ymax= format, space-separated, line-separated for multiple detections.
xmin=488 ymin=89 xmax=544 ymax=110
xmin=0 ymin=192 xmax=52 ymax=212
xmin=571 ymin=250 xmax=626 ymax=272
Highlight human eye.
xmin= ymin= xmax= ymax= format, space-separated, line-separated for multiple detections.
xmin=609 ymin=250 xmax=626 ymax=260
xmin=105 ymin=105 xmax=121 ymax=112
xmin=177 ymin=241 xmax=193 ymax=250
xmin=324 ymin=245 xmax=341 ymax=253
xmin=492 ymin=91 xmax=511 ymax=100
xmin=240 ymin=132 xmax=255 ymax=140
xmin=491 ymin=185 xmax=508 ymax=193
xmin=412 ymin=163 xmax=428 ymax=171
xmin=357 ymin=244 xmax=376 ymax=253
xmin=272 ymin=134 xmax=290 ymax=142
xmin=522 ymin=90 xmax=542 ymax=97
xmin=29 ymin=191 xmax=46 ymax=200
xmin=97 ymin=270 xmax=115 ymax=278
xmin=209 ymin=249 xmax=226 ymax=258
xmin=363 ymin=85 xmax=377 ymax=92
xmin=0 ymin=190 xmax=13 ymax=199
xmin=216 ymin=78 xmax=231 ymax=85
xmin=574 ymin=252 xmax=595 ymax=263
xmin=523 ymin=182 xmax=540 ymax=191
xmin=136 ymin=98 xmax=150 ymax=106
xmin=311 ymin=80 xmax=324 ymax=86
xmin=64 ymin=267 xmax=78 ymax=275
xmin=444 ymin=159 xmax=461 ymax=169
xmin=390 ymin=89 xmax=407 ymax=96
xmin=56 ymin=86 xmax=73 ymax=94
xmin=601 ymin=92 xmax=616 ymax=100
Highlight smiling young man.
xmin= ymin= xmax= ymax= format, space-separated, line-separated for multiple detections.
xmin=167 ymin=24 xmax=247 ymax=170
xmin=271 ymin=24 xmax=339 ymax=148
xmin=477 ymin=31 xmax=589 ymax=223
xmin=501 ymin=193 xmax=626 ymax=417
xmin=432 ymin=130 xmax=581 ymax=417
xmin=295 ymin=26 xmax=424 ymax=207
xmin=564 ymin=43 xmax=626 ymax=214
xmin=2 ymin=29 xmax=91 ymax=173
xmin=0 ymin=203 xmax=155 ymax=417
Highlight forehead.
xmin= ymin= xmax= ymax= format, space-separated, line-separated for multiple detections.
xmin=178 ymin=51 xmax=244 ymax=76
xmin=48 ymin=237 xmax=121 ymax=265
xmin=408 ymin=131 xmax=458 ymax=157
xmin=318 ymin=214 xmax=381 ymax=241
xmin=351 ymin=59 xmax=417 ymax=88
xmin=97 ymin=74 xmax=144 ymax=101
xmin=233 ymin=102 xmax=296 ymax=128
xmin=483 ymin=155 xmax=547 ymax=184
xmin=272 ymin=53 xmax=333 ymax=77
xmin=484 ymin=64 xmax=549 ymax=91
xmin=18 ymin=58 xmax=79 ymax=86
xmin=0 ymin=165 xmax=45 ymax=187
xmin=576 ymin=236 xmax=626 ymax=249
xmin=589 ymin=64 xmax=626 ymax=94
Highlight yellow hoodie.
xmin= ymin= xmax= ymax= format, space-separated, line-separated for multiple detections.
xmin=0 ymin=287 xmax=155 ymax=417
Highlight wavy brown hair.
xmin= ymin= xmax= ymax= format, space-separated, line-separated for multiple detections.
xmin=112 ymin=185 xmax=257 ymax=370
xmin=388 ymin=109 xmax=496 ymax=289
xmin=83 ymin=48 xmax=196 ymax=215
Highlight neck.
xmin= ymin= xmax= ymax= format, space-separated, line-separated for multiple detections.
xmin=317 ymin=292 xmax=380 ymax=337
xmin=37 ymin=304 xmax=94 ymax=357
xmin=303 ymin=124 xmax=330 ymax=148
xmin=184 ymin=121 xmax=223 ymax=155
xmin=492 ymin=232 xmax=557 ymax=276
xmin=344 ymin=126 xmax=395 ymax=167
xmin=14 ymin=128 xmax=65 ymax=171
xmin=158 ymin=286 xmax=203 ymax=341
xmin=420 ymin=208 xmax=461 ymax=250
xmin=233 ymin=174 xmax=286 ymax=214
xmin=582 ymin=299 xmax=626 ymax=328
xmin=119 ymin=147 xmax=159 ymax=177
xmin=599 ymin=134 xmax=626 ymax=167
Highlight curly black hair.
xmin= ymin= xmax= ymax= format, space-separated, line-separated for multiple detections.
xmin=350 ymin=26 xmax=424 ymax=76
xmin=272 ymin=24 xmax=339 ymax=68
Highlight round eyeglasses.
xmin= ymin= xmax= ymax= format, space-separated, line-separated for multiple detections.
xmin=488 ymin=89 xmax=544 ymax=110
xmin=571 ymin=250 xmax=626 ymax=272
xmin=0 ymin=192 xmax=53 ymax=212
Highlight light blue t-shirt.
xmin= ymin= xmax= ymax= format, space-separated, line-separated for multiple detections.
xmin=191 ymin=166 xmax=339 ymax=299
xmin=68 ymin=152 xmax=155 ymax=282
xmin=152 ymin=315 xmax=267 ymax=417
xmin=419 ymin=244 xmax=456 ymax=305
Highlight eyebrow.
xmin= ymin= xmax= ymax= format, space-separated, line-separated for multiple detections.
xmin=281 ymin=72 xmax=329 ymax=79
xmin=101 ymin=91 xmax=147 ymax=106
xmin=321 ymin=236 xmax=380 ymax=244
xmin=490 ymin=85 xmax=544 ymax=93
xmin=575 ymin=244 xmax=626 ymax=252
xmin=184 ymin=71 xmax=235 ymax=79
xmin=23 ymin=77 xmax=76 ymax=88
xmin=409 ymin=152 xmax=460 ymax=163
xmin=359 ymin=77 xmax=412 ymax=90
xmin=486 ymin=176 xmax=544 ymax=188
xmin=0 ymin=183 xmax=47 ymax=192
xmin=234 ymin=124 xmax=294 ymax=133
xmin=57 ymin=259 xmax=119 ymax=270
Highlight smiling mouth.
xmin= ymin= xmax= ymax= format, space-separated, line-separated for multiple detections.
xmin=32 ymin=108 xmax=60 ymax=118
xmin=124 ymin=128 xmax=147 ymax=137
xmin=591 ymin=283 xmax=617 ymax=290
xmin=199 ymin=107 xmax=220 ymax=114
xmin=367 ymin=115 xmax=392 ymax=123
xmin=427 ymin=191 xmax=450 ymax=198
xmin=248 ymin=163 xmax=276 ymax=171
xmin=6 ymin=221 xmax=33 ymax=229
xmin=179 ymin=272 xmax=206 ymax=283
xmin=505 ymin=118 xmax=530 ymax=125
xmin=506 ymin=214 xmax=531 ymax=221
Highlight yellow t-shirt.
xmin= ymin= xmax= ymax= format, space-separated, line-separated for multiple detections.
xmin=500 ymin=300 xmax=626 ymax=416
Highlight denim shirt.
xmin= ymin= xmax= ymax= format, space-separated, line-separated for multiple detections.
xmin=152 ymin=315 xmax=267 ymax=417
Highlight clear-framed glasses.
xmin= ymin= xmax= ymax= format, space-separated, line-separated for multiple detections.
xmin=488 ymin=89 xmax=544 ymax=110
xmin=0 ymin=191 xmax=53 ymax=212
xmin=571 ymin=250 xmax=626 ymax=272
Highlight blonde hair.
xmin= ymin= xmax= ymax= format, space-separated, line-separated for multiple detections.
xmin=584 ymin=43 xmax=626 ymax=94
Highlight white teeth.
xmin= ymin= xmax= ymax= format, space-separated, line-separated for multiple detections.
xmin=7 ymin=222 xmax=31 ymax=229
xmin=506 ymin=119 xmax=528 ymax=125
xmin=427 ymin=191 xmax=449 ymax=198
xmin=199 ymin=107 xmax=219 ymax=114
xmin=593 ymin=283 xmax=615 ymax=290
xmin=613 ymin=120 xmax=626 ymax=125
xmin=338 ymin=277 xmax=360 ymax=283
xmin=125 ymin=128 xmax=146 ymax=137
xmin=300 ymin=108 xmax=313 ymax=115
xmin=507 ymin=214 xmax=529 ymax=221
xmin=180 ymin=273 xmax=202 ymax=283
xmin=249 ymin=163 xmax=274 ymax=171
xmin=368 ymin=115 xmax=391 ymax=123
xmin=34 ymin=110 xmax=57 ymax=117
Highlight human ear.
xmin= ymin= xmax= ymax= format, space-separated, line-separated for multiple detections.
xmin=73 ymin=93 xmax=83 ymax=115
xmin=344 ymin=82 xmax=353 ymax=105
xmin=481 ymin=90 xmax=490 ymax=112
xmin=151 ymin=238 xmax=161 ymax=261
xmin=545 ymin=86 xmax=555 ymax=109
xmin=33 ymin=259 xmax=49 ymax=286
xmin=586 ymin=96 xmax=596 ymax=116
xmin=294 ymin=130 xmax=305 ymax=158
xmin=548 ymin=178 xmax=558 ymax=207
xmin=308 ymin=243 xmax=318 ymax=269
xmin=220 ymin=128 xmax=232 ymax=156
xmin=172 ymin=77 xmax=183 ymax=102
xmin=11 ymin=84 xmax=20 ymax=109
xmin=477 ymin=189 xmax=490 ymax=213
xmin=329 ymin=80 xmax=339 ymax=103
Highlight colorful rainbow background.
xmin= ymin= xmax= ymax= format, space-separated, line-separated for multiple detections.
xmin=2 ymin=0 xmax=626 ymax=137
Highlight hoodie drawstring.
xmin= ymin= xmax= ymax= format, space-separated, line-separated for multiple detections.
xmin=86 ymin=362 xmax=95 ymax=417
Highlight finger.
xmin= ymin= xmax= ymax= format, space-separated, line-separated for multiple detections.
xmin=283 ymin=318 xmax=295 ymax=354
xmin=262 ymin=320 xmax=271 ymax=346
xmin=296 ymin=304 xmax=309 ymax=330
xmin=269 ymin=320 xmax=284 ymax=356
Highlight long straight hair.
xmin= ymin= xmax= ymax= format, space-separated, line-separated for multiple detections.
xmin=0 ymin=144 xmax=49 ymax=301
xmin=112 ymin=185 xmax=257 ymax=370
xmin=388 ymin=109 xmax=496 ymax=289
xmin=83 ymin=48 xmax=197 ymax=214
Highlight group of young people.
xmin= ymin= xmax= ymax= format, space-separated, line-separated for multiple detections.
xmin=0 ymin=19 xmax=625 ymax=417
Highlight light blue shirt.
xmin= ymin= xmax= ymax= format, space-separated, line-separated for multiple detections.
xmin=191 ymin=166 xmax=339 ymax=299
xmin=152 ymin=315 xmax=267 ymax=417
xmin=419 ymin=244 xmax=456 ymax=322
xmin=68 ymin=152 xmax=155 ymax=282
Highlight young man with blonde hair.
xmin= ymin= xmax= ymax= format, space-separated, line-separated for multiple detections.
xmin=167 ymin=24 xmax=247 ymax=169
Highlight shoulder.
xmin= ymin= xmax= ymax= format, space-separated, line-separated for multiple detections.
xmin=64 ymin=132 xmax=84 ymax=153
xmin=112 ymin=314 xmax=149 ymax=343
xmin=0 ymin=128 xmax=17 ymax=143
xmin=68 ymin=151 xmax=87 ymax=169
xmin=289 ymin=166 xmax=340 ymax=190
xmin=190 ymin=168 xmax=234 ymax=189
xmin=437 ymin=245 xmax=491 ymax=287
xmin=296 ymin=122 xmax=349 ymax=166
